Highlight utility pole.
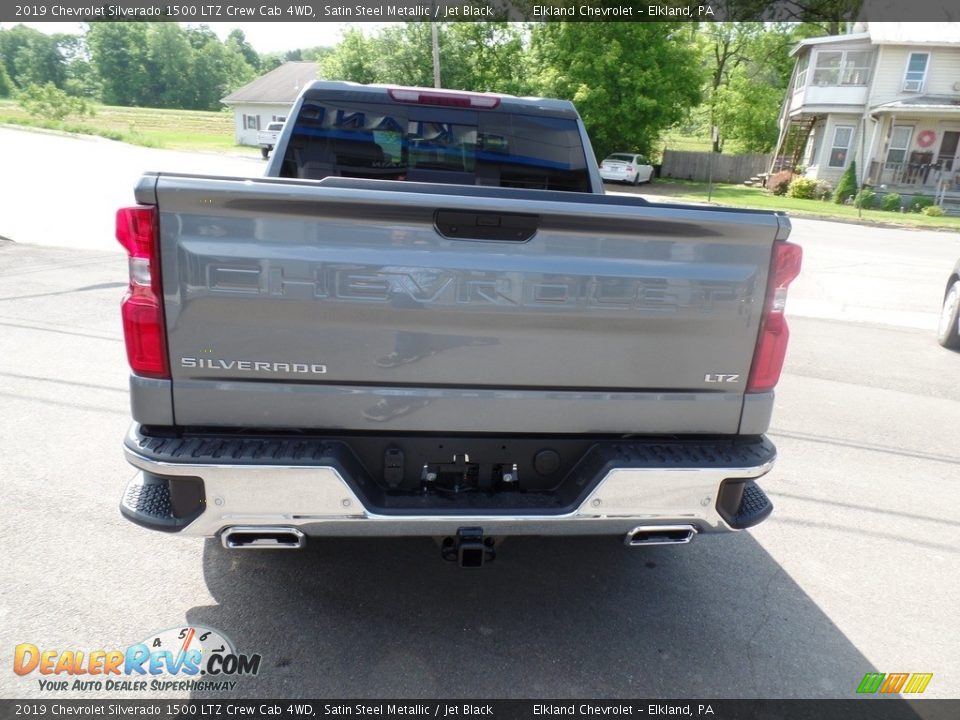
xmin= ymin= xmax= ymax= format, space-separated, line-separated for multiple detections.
xmin=431 ymin=22 xmax=441 ymax=88
xmin=707 ymin=126 xmax=718 ymax=203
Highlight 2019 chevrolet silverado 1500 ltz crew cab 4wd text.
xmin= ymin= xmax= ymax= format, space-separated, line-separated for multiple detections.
xmin=116 ymin=82 xmax=801 ymax=566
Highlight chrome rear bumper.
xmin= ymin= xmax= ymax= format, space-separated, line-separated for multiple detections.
xmin=121 ymin=425 xmax=776 ymax=539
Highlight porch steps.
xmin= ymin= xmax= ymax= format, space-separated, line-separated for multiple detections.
xmin=942 ymin=200 xmax=960 ymax=217
xmin=885 ymin=189 xmax=960 ymax=217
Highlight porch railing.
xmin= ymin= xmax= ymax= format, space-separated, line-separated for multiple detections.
xmin=868 ymin=160 xmax=957 ymax=188
xmin=770 ymin=155 xmax=795 ymax=174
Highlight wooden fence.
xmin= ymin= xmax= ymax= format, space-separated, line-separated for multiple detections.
xmin=660 ymin=150 xmax=773 ymax=184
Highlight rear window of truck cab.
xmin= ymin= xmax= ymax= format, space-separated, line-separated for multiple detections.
xmin=279 ymin=96 xmax=591 ymax=192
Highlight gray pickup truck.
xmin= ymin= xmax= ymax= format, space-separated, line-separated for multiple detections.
xmin=116 ymin=82 xmax=801 ymax=566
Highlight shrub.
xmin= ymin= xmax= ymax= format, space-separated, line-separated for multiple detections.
xmin=813 ymin=180 xmax=833 ymax=201
xmin=910 ymin=195 xmax=935 ymax=213
xmin=787 ymin=176 xmax=818 ymax=199
xmin=767 ymin=170 xmax=796 ymax=196
xmin=922 ymin=205 xmax=946 ymax=217
xmin=880 ymin=192 xmax=902 ymax=212
xmin=854 ymin=189 xmax=877 ymax=209
xmin=833 ymin=161 xmax=858 ymax=204
xmin=17 ymin=83 xmax=94 ymax=122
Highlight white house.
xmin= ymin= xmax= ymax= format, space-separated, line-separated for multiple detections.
xmin=773 ymin=22 xmax=960 ymax=202
xmin=221 ymin=62 xmax=319 ymax=146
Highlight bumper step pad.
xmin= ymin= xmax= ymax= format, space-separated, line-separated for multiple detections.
xmin=120 ymin=472 xmax=205 ymax=533
xmin=123 ymin=478 xmax=173 ymax=520
xmin=727 ymin=481 xmax=774 ymax=529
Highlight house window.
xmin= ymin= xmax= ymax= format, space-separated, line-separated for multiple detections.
xmin=246 ymin=115 xmax=258 ymax=130
xmin=272 ymin=115 xmax=287 ymax=122
xmin=841 ymin=51 xmax=871 ymax=85
xmin=828 ymin=125 xmax=854 ymax=168
xmin=903 ymin=53 xmax=929 ymax=92
xmin=813 ymin=52 xmax=842 ymax=85
xmin=795 ymin=53 xmax=810 ymax=89
xmin=885 ymin=126 xmax=913 ymax=164
xmin=812 ymin=50 xmax=871 ymax=86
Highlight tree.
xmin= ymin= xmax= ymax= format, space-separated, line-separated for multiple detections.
xmin=527 ymin=23 xmax=703 ymax=159
xmin=227 ymin=29 xmax=260 ymax=71
xmin=0 ymin=25 xmax=67 ymax=90
xmin=779 ymin=0 xmax=864 ymax=35
xmin=56 ymin=33 xmax=99 ymax=99
xmin=694 ymin=23 xmax=824 ymax=154
xmin=87 ymin=22 xmax=256 ymax=111
xmin=0 ymin=62 xmax=13 ymax=98
xmin=321 ymin=22 xmax=524 ymax=93
xmin=189 ymin=35 xmax=255 ymax=111
xmin=0 ymin=26 xmax=26 ymax=86
xmin=713 ymin=73 xmax=784 ymax=153
xmin=322 ymin=24 xmax=433 ymax=87
xmin=259 ymin=52 xmax=286 ymax=73
xmin=145 ymin=23 xmax=194 ymax=108
xmin=86 ymin=22 xmax=151 ymax=106
xmin=184 ymin=25 xmax=219 ymax=50
xmin=320 ymin=28 xmax=379 ymax=84
xmin=834 ymin=160 xmax=857 ymax=204
xmin=373 ymin=24 xmax=434 ymax=87
xmin=301 ymin=46 xmax=334 ymax=64
xmin=696 ymin=22 xmax=762 ymax=152
xmin=440 ymin=23 xmax=525 ymax=94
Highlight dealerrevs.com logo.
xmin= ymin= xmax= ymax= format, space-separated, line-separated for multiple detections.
xmin=14 ymin=626 xmax=261 ymax=693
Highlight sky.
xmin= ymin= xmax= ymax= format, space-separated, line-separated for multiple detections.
xmin=0 ymin=21 xmax=396 ymax=53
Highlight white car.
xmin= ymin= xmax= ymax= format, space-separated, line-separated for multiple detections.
xmin=599 ymin=153 xmax=654 ymax=185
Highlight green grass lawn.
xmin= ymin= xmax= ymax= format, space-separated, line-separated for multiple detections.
xmin=658 ymin=131 xmax=748 ymax=157
xmin=658 ymin=132 xmax=714 ymax=154
xmin=655 ymin=180 xmax=960 ymax=231
xmin=0 ymin=100 xmax=257 ymax=154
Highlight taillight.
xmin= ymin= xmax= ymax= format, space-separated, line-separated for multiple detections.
xmin=626 ymin=166 xmax=634 ymax=172
xmin=116 ymin=206 xmax=168 ymax=379
xmin=747 ymin=241 xmax=802 ymax=393
xmin=388 ymin=87 xmax=500 ymax=108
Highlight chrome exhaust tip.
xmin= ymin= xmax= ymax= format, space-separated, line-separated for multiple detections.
xmin=624 ymin=524 xmax=697 ymax=547
xmin=221 ymin=526 xmax=305 ymax=550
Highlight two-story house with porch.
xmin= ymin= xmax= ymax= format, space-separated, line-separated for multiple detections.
xmin=773 ymin=22 xmax=960 ymax=206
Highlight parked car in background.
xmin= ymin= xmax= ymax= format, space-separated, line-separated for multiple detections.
xmin=599 ymin=153 xmax=654 ymax=185
xmin=257 ymin=121 xmax=285 ymax=159
xmin=938 ymin=259 xmax=960 ymax=349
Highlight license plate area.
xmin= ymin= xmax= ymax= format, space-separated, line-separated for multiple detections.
xmin=420 ymin=454 xmax=519 ymax=494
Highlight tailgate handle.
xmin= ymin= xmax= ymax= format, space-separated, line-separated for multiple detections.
xmin=435 ymin=210 xmax=538 ymax=242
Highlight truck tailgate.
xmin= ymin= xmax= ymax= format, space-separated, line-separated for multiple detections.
xmin=148 ymin=175 xmax=784 ymax=433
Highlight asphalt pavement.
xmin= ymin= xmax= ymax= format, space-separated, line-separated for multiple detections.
xmin=0 ymin=127 xmax=958 ymax=701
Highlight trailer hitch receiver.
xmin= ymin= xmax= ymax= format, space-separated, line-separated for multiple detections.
xmin=442 ymin=527 xmax=495 ymax=568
